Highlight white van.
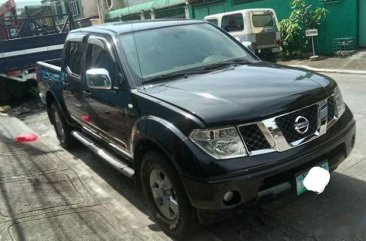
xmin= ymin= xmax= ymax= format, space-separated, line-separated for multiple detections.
xmin=204 ymin=9 xmax=281 ymax=55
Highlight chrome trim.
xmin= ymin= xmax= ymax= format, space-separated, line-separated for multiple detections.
xmin=113 ymin=137 xmax=128 ymax=149
xmin=72 ymin=131 xmax=134 ymax=177
xmin=250 ymin=148 xmax=276 ymax=156
xmin=83 ymin=126 xmax=102 ymax=140
xmin=109 ymin=143 xmax=133 ymax=159
xmin=326 ymin=94 xmax=338 ymax=129
xmin=83 ymin=121 xmax=128 ymax=149
xmin=318 ymin=99 xmax=328 ymax=136
xmin=261 ymin=118 xmax=291 ymax=152
xmin=237 ymin=97 xmax=337 ymax=156
xmin=83 ymin=125 xmax=130 ymax=156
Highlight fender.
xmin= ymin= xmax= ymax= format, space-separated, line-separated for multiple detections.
xmin=131 ymin=115 xmax=204 ymax=178
xmin=45 ymin=88 xmax=77 ymax=128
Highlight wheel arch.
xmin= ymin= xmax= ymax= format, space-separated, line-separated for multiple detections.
xmin=131 ymin=116 xmax=203 ymax=190
xmin=45 ymin=90 xmax=75 ymax=127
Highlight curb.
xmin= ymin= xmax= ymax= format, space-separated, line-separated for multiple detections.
xmin=289 ymin=65 xmax=366 ymax=75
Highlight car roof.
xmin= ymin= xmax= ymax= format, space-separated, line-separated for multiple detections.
xmin=69 ymin=19 xmax=205 ymax=36
xmin=204 ymin=8 xmax=275 ymax=19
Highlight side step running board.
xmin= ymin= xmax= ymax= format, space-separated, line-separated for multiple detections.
xmin=71 ymin=131 xmax=134 ymax=178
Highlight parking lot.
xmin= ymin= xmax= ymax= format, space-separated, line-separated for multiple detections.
xmin=0 ymin=73 xmax=365 ymax=241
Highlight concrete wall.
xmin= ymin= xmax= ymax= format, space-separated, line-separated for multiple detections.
xmin=80 ymin=0 xmax=98 ymax=18
xmin=189 ymin=0 xmax=359 ymax=55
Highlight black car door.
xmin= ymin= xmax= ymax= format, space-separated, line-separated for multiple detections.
xmin=62 ymin=35 xmax=88 ymax=124
xmin=83 ymin=35 xmax=136 ymax=153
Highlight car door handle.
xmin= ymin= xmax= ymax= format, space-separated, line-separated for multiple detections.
xmin=63 ymin=81 xmax=69 ymax=86
xmin=82 ymin=90 xmax=91 ymax=97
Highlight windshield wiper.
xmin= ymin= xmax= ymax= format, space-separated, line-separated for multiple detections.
xmin=143 ymin=72 xmax=191 ymax=84
xmin=143 ymin=59 xmax=252 ymax=84
xmin=199 ymin=58 xmax=251 ymax=71
xmin=200 ymin=62 xmax=233 ymax=71
xmin=230 ymin=58 xmax=252 ymax=64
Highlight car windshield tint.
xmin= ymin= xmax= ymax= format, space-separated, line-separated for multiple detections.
xmin=118 ymin=23 xmax=254 ymax=82
xmin=252 ymin=14 xmax=276 ymax=28
xmin=222 ymin=14 xmax=244 ymax=32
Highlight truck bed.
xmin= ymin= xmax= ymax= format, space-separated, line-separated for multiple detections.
xmin=0 ymin=12 xmax=73 ymax=81
xmin=36 ymin=60 xmax=62 ymax=104
xmin=0 ymin=33 xmax=67 ymax=73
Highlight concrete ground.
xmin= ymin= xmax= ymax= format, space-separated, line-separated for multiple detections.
xmin=0 ymin=73 xmax=365 ymax=240
xmin=277 ymin=49 xmax=366 ymax=71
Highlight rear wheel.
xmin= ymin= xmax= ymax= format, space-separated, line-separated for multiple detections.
xmin=141 ymin=151 xmax=197 ymax=238
xmin=50 ymin=103 xmax=77 ymax=149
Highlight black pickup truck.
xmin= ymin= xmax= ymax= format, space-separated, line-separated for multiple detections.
xmin=37 ymin=20 xmax=356 ymax=237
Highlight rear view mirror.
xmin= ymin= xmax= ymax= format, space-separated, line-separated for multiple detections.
xmin=86 ymin=68 xmax=112 ymax=89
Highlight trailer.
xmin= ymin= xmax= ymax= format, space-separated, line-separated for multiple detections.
xmin=0 ymin=4 xmax=75 ymax=82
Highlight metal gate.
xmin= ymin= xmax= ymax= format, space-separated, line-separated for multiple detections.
xmin=360 ymin=0 xmax=366 ymax=47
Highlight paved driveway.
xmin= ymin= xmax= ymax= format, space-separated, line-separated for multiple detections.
xmin=0 ymin=73 xmax=365 ymax=241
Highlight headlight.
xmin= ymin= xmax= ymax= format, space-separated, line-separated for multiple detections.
xmin=334 ymin=86 xmax=346 ymax=118
xmin=190 ymin=127 xmax=247 ymax=159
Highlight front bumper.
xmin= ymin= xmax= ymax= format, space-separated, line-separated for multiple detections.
xmin=182 ymin=109 xmax=356 ymax=212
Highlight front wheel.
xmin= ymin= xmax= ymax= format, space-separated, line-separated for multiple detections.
xmin=141 ymin=151 xmax=197 ymax=238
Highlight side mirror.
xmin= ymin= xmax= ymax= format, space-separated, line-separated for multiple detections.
xmin=86 ymin=68 xmax=112 ymax=89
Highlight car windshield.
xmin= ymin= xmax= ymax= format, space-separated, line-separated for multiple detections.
xmin=118 ymin=23 xmax=255 ymax=83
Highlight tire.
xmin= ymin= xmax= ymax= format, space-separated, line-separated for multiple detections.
xmin=141 ymin=151 xmax=197 ymax=238
xmin=50 ymin=103 xmax=77 ymax=149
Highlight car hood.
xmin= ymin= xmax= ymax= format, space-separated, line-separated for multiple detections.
xmin=142 ymin=62 xmax=336 ymax=126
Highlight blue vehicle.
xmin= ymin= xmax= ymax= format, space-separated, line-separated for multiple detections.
xmin=0 ymin=7 xmax=74 ymax=82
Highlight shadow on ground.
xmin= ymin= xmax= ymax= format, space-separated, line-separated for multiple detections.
xmin=6 ymin=98 xmax=366 ymax=241
xmin=0 ymin=135 xmax=119 ymax=241
xmin=66 ymin=142 xmax=366 ymax=241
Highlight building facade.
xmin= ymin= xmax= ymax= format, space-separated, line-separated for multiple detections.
xmin=106 ymin=0 xmax=365 ymax=55
xmin=188 ymin=0 xmax=364 ymax=54
xmin=42 ymin=0 xmax=98 ymax=23
xmin=105 ymin=0 xmax=189 ymax=22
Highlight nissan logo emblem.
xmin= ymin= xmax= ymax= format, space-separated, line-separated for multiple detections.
xmin=294 ymin=116 xmax=309 ymax=135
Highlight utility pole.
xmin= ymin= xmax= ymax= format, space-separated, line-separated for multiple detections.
xmin=97 ymin=0 xmax=124 ymax=23
xmin=96 ymin=0 xmax=106 ymax=23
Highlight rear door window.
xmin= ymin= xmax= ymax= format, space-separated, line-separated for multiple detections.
xmin=252 ymin=14 xmax=276 ymax=28
xmin=222 ymin=13 xmax=244 ymax=32
xmin=66 ymin=41 xmax=83 ymax=76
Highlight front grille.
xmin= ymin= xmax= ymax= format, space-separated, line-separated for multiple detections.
xmin=327 ymin=97 xmax=336 ymax=122
xmin=275 ymin=105 xmax=318 ymax=143
xmin=239 ymin=124 xmax=270 ymax=152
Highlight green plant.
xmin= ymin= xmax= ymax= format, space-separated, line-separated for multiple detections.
xmin=280 ymin=0 xmax=327 ymax=58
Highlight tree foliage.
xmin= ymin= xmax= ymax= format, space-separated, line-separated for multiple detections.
xmin=280 ymin=0 xmax=327 ymax=58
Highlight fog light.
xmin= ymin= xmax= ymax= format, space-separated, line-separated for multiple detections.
xmin=223 ymin=191 xmax=234 ymax=202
